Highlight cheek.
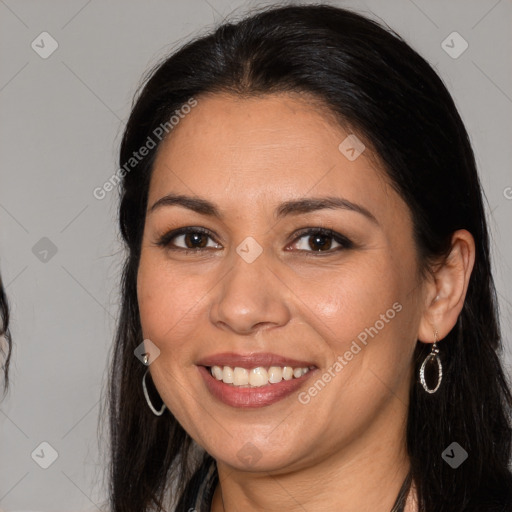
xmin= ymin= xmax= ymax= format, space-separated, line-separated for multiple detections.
xmin=137 ymin=255 xmax=205 ymax=347
xmin=293 ymin=257 xmax=414 ymax=399
xmin=294 ymin=257 xmax=400 ymax=344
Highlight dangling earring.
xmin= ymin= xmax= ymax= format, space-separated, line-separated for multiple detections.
xmin=419 ymin=329 xmax=443 ymax=394
xmin=142 ymin=365 xmax=167 ymax=416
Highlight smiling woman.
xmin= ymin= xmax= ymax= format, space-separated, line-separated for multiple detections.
xmin=105 ymin=4 xmax=512 ymax=512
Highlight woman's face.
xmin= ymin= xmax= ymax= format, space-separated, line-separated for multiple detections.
xmin=137 ymin=92 xmax=426 ymax=472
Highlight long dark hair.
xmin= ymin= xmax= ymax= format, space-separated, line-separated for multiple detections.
xmin=105 ymin=4 xmax=512 ymax=511
xmin=0 ymin=270 xmax=12 ymax=400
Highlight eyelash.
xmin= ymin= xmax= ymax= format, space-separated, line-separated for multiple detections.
xmin=155 ymin=226 xmax=353 ymax=255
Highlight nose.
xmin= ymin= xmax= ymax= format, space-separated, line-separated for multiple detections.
xmin=209 ymin=249 xmax=292 ymax=336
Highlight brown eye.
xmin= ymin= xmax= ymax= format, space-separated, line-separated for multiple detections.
xmin=181 ymin=232 xmax=209 ymax=249
xmin=290 ymin=228 xmax=353 ymax=253
xmin=156 ymin=227 xmax=221 ymax=252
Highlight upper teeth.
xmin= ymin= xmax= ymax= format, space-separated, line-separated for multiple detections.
xmin=209 ymin=365 xmax=312 ymax=387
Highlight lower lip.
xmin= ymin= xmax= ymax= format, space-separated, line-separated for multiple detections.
xmin=198 ymin=365 xmax=317 ymax=408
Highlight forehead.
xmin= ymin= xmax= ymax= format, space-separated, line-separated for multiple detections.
xmin=157 ymin=93 xmax=345 ymax=163
xmin=148 ymin=92 xmax=399 ymax=222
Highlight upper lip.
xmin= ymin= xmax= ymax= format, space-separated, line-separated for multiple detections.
xmin=196 ymin=352 xmax=316 ymax=369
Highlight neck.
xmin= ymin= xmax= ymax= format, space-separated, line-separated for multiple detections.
xmin=211 ymin=400 xmax=418 ymax=512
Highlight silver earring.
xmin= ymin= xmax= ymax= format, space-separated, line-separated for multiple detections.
xmin=419 ymin=329 xmax=443 ymax=394
xmin=142 ymin=368 xmax=167 ymax=416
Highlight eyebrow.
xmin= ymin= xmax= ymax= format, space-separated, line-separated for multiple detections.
xmin=149 ymin=193 xmax=378 ymax=224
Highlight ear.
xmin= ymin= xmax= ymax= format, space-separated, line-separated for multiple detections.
xmin=418 ymin=229 xmax=476 ymax=343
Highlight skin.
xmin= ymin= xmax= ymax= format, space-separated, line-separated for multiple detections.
xmin=137 ymin=92 xmax=475 ymax=512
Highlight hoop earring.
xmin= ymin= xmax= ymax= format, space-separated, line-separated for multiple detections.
xmin=142 ymin=368 xmax=167 ymax=416
xmin=419 ymin=329 xmax=443 ymax=394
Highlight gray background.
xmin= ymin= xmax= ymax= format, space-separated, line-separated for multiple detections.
xmin=0 ymin=0 xmax=511 ymax=510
